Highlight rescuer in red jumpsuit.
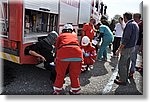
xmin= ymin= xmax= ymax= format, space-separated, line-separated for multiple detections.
xmin=80 ymin=36 xmax=97 ymax=72
xmin=53 ymin=24 xmax=83 ymax=95
xmin=81 ymin=18 xmax=96 ymax=42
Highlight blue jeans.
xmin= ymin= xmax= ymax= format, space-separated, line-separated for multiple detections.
xmin=130 ymin=45 xmax=140 ymax=73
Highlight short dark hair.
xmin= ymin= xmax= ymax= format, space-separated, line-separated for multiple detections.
xmin=101 ymin=19 xmax=109 ymax=27
xmin=90 ymin=18 xmax=96 ymax=24
xmin=119 ymin=17 xmax=123 ymax=21
xmin=90 ymin=18 xmax=95 ymax=21
xmin=123 ymin=12 xmax=133 ymax=20
xmin=133 ymin=13 xmax=141 ymax=19
xmin=97 ymin=22 xmax=102 ymax=26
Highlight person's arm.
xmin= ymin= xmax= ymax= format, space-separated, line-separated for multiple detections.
xmin=29 ymin=50 xmax=46 ymax=62
xmin=139 ymin=38 xmax=143 ymax=53
xmin=90 ymin=47 xmax=97 ymax=60
xmin=115 ymin=44 xmax=125 ymax=56
xmin=118 ymin=44 xmax=125 ymax=50
xmin=55 ymin=35 xmax=60 ymax=50
xmin=82 ymin=24 xmax=88 ymax=37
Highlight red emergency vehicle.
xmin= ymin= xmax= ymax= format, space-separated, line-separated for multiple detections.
xmin=0 ymin=0 xmax=104 ymax=64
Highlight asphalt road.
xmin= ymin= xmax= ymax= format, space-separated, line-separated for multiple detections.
xmin=1 ymin=51 xmax=143 ymax=95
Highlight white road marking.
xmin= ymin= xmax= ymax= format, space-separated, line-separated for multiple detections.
xmin=102 ymin=65 xmax=118 ymax=95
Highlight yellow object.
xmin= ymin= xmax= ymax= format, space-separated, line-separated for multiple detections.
xmin=0 ymin=52 xmax=20 ymax=63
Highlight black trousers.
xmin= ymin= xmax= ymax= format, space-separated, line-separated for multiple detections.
xmin=44 ymin=62 xmax=56 ymax=83
xmin=113 ymin=37 xmax=121 ymax=55
xmin=44 ymin=62 xmax=69 ymax=83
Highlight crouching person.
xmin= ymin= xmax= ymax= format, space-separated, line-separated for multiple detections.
xmin=25 ymin=31 xmax=58 ymax=83
xmin=81 ymin=36 xmax=97 ymax=72
xmin=53 ymin=24 xmax=83 ymax=95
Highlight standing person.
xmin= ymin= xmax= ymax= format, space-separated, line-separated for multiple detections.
xmin=109 ymin=19 xmax=116 ymax=33
xmin=114 ymin=12 xmax=139 ymax=85
xmin=53 ymin=24 xmax=83 ymax=95
xmin=82 ymin=18 xmax=96 ymax=42
xmin=113 ymin=17 xmax=126 ymax=56
xmin=129 ymin=13 xmax=143 ymax=78
xmin=81 ymin=36 xmax=97 ymax=72
xmin=97 ymin=22 xmax=114 ymax=61
xmin=25 ymin=31 xmax=58 ymax=83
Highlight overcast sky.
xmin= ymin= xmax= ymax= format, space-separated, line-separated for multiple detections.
xmin=102 ymin=0 xmax=143 ymax=20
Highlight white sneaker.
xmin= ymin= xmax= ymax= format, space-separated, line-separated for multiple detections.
xmin=89 ymin=65 xmax=93 ymax=69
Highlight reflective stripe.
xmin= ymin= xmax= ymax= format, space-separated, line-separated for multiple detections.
xmin=53 ymin=86 xmax=62 ymax=91
xmin=0 ymin=52 xmax=20 ymax=63
xmin=71 ymin=87 xmax=81 ymax=91
xmin=61 ymin=58 xmax=82 ymax=61
xmin=90 ymin=58 xmax=95 ymax=62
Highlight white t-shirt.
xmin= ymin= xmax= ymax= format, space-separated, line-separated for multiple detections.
xmin=114 ymin=23 xmax=126 ymax=37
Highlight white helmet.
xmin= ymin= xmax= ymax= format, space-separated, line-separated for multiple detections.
xmin=63 ymin=24 xmax=73 ymax=30
xmin=81 ymin=36 xmax=90 ymax=46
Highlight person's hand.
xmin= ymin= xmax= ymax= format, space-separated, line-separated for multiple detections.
xmin=115 ymin=49 xmax=121 ymax=56
xmin=139 ymin=45 xmax=143 ymax=52
xmin=84 ymin=53 xmax=90 ymax=57
xmin=54 ymin=58 xmax=56 ymax=63
xmin=37 ymin=56 xmax=46 ymax=62
xmin=112 ymin=31 xmax=115 ymax=35
xmin=41 ymin=56 xmax=46 ymax=62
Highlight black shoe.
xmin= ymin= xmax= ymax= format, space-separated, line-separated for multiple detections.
xmin=102 ymin=57 xmax=107 ymax=61
xmin=85 ymin=66 xmax=89 ymax=71
xmin=52 ymin=91 xmax=60 ymax=95
xmin=116 ymin=76 xmax=120 ymax=79
xmin=114 ymin=79 xmax=126 ymax=86
xmin=69 ymin=91 xmax=80 ymax=95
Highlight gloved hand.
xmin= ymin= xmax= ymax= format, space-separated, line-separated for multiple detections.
xmin=84 ymin=53 xmax=90 ymax=57
xmin=49 ymin=62 xmax=55 ymax=66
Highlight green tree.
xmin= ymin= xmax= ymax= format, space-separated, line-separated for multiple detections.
xmin=113 ymin=14 xmax=121 ymax=22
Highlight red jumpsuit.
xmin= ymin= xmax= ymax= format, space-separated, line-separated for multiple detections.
xmin=82 ymin=23 xmax=95 ymax=42
xmin=54 ymin=32 xmax=83 ymax=93
xmin=81 ymin=45 xmax=96 ymax=66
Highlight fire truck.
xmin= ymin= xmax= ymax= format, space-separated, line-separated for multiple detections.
xmin=0 ymin=0 xmax=105 ymax=64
